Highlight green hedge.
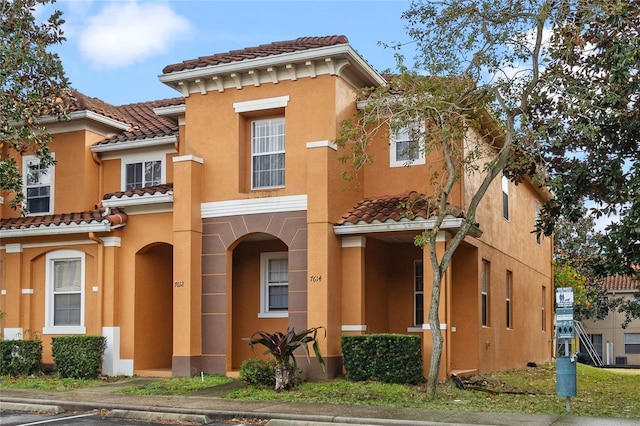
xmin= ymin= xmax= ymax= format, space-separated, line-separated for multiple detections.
xmin=341 ymin=334 xmax=423 ymax=384
xmin=52 ymin=335 xmax=106 ymax=379
xmin=0 ymin=340 xmax=42 ymax=376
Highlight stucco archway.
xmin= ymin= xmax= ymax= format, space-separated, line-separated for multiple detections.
xmin=133 ymin=242 xmax=173 ymax=374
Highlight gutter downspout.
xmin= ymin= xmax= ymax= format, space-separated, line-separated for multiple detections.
xmin=92 ymin=151 xmax=103 ymax=204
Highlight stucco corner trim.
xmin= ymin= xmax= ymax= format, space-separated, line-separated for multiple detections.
xmin=233 ymin=95 xmax=290 ymax=113
xmin=173 ymin=154 xmax=204 ymax=164
xmin=341 ymin=236 xmax=366 ymax=248
xmin=341 ymin=325 xmax=367 ymax=332
xmin=101 ymin=236 xmax=121 ymax=247
xmin=5 ymin=243 xmax=23 ymax=253
xmin=422 ymin=323 xmax=447 ymax=330
xmin=201 ymin=194 xmax=307 ymax=218
xmin=306 ymin=140 xmax=337 ymax=151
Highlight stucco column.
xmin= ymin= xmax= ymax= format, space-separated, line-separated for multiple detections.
xmin=340 ymin=236 xmax=367 ymax=334
xmin=172 ymin=155 xmax=203 ymax=376
xmin=421 ymin=233 xmax=451 ymax=380
xmin=305 ymin=141 xmax=343 ymax=379
xmin=2 ymin=244 xmax=24 ymax=339
xmin=99 ymin=236 xmax=123 ymax=375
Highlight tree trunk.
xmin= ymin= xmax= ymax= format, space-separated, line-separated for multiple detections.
xmin=426 ymin=265 xmax=444 ymax=399
xmin=274 ymin=362 xmax=290 ymax=391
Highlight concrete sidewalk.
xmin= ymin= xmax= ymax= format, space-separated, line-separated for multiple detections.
xmin=0 ymin=378 xmax=637 ymax=426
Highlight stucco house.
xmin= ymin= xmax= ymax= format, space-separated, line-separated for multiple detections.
xmin=581 ymin=275 xmax=640 ymax=366
xmin=0 ymin=35 xmax=554 ymax=380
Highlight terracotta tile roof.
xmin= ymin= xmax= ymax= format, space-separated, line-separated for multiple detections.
xmin=603 ymin=275 xmax=640 ymax=292
xmin=93 ymin=98 xmax=183 ymax=146
xmin=72 ymin=91 xmax=133 ymax=124
xmin=0 ymin=208 xmax=127 ymax=231
xmin=336 ymin=191 xmax=465 ymax=226
xmin=103 ymin=183 xmax=174 ymax=201
xmin=162 ymin=35 xmax=349 ymax=74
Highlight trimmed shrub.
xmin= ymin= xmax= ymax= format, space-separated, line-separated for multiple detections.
xmin=0 ymin=340 xmax=42 ymax=376
xmin=240 ymin=358 xmax=277 ymax=386
xmin=239 ymin=358 xmax=302 ymax=388
xmin=341 ymin=334 xmax=423 ymax=385
xmin=52 ymin=335 xmax=106 ymax=379
xmin=340 ymin=335 xmax=373 ymax=381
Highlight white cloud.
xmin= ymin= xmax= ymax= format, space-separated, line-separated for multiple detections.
xmin=78 ymin=1 xmax=191 ymax=69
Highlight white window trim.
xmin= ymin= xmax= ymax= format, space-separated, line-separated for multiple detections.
xmin=43 ymin=249 xmax=86 ymax=335
xmin=251 ymin=118 xmax=285 ymax=190
xmin=389 ymin=123 xmax=426 ymax=168
xmin=118 ymin=149 xmax=167 ymax=191
xmin=502 ymin=175 xmax=510 ymax=221
xmin=23 ymin=154 xmax=55 ymax=215
xmin=258 ymin=251 xmax=289 ymax=318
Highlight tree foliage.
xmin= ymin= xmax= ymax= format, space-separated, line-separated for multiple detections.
xmin=337 ymin=0 xmax=556 ymax=398
xmin=533 ymin=0 xmax=640 ymax=277
xmin=0 ymin=0 xmax=74 ymax=212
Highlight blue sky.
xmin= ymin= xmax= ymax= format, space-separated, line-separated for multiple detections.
xmin=39 ymin=0 xmax=414 ymax=106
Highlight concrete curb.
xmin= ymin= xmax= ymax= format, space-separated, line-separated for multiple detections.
xmin=107 ymin=409 xmax=212 ymax=424
xmin=0 ymin=401 xmax=62 ymax=414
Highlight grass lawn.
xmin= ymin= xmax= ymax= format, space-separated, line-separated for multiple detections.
xmin=2 ymin=362 xmax=638 ymax=419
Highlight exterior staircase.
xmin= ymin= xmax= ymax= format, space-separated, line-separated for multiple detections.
xmin=574 ymin=320 xmax=604 ymax=367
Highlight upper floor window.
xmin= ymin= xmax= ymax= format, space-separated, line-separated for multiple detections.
xmin=535 ymin=200 xmax=542 ymax=245
xmin=119 ymin=151 xmax=166 ymax=191
xmin=23 ymin=155 xmax=54 ymax=215
xmin=252 ymin=118 xmax=285 ymax=189
xmin=259 ymin=251 xmax=288 ymax=317
xmin=43 ymin=250 xmax=86 ymax=335
xmin=125 ymin=160 xmax=162 ymax=190
xmin=390 ymin=123 xmax=426 ymax=167
xmin=502 ymin=175 xmax=509 ymax=220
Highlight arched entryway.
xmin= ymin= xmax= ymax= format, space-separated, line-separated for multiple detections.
xmin=134 ymin=242 xmax=173 ymax=375
xmin=230 ymin=234 xmax=289 ymax=370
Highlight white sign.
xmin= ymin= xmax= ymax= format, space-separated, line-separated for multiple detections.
xmin=556 ymin=287 xmax=574 ymax=307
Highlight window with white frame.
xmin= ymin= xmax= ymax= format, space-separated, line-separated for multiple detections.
xmin=502 ymin=175 xmax=509 ymax=220
xmin=390 ymin=123 xmax=426 ymax=167
xmin=625 ymin=333 xmax=640 ymax=354
xmin=44 ymin=250 xmax=86 ymax=334
xmin=414 ymin=260 xmax=424 ymax=326
xmin=481 ymin=259 xmax=490 ymax=327
xmin=125 ymin=159 xmax=162 ymax=190
xmin=252 ymin=118 xmax=285 ymax=189
xmin=23 ymin=155 xmax=54 ymax=214
xmin=506 ymin=270 xmax=513 ymax=329
xmin=259 ymin=252 xmax=288 ymax=317
xmin=535 ymin=200 xmax=542 ymax=244
xmin=541 ymin=286 xmax=547 ymax=331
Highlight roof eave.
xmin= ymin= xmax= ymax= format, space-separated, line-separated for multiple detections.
xmin=102 ymin=192 xmax=174 ymax=208
xmin=334 ymin=216 xmax=483 ymax=238
xmin=91 ymin=135 xmax=178 ymax=153
xmin=159 ymin=44 xmax=386 ymax=90
xmin=40 ymin=110 xmax=131 ymax=131
xmin=0 ymin=222 xmax=114 ymax=239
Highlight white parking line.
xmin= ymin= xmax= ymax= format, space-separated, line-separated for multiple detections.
xmin=18 ymin=413 xmax=96 ymax=425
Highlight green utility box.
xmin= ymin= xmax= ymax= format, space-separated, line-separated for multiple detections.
xmin=556 ymin=356 xmax=577 ymax=397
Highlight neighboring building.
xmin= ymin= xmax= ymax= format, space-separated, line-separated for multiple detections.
xmin=0 ymin=36 xmax=554 ymax=379
xmin=581 ymin=276 xmax=640 ymax=366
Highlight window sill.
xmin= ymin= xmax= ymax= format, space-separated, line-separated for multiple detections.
xmin=258 ymin=312 xmax=288 ymax=319
xmin=43 ymin=326 xmax=86 ymax=335
xmin=407 ymin=327 xmax=423 ymax=333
